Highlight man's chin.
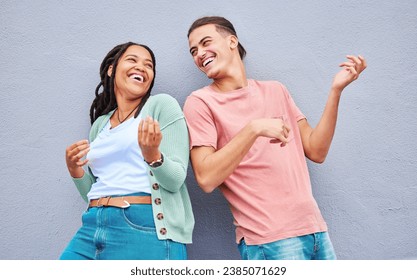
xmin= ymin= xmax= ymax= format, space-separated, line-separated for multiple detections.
xmin=205 ymin=69 xmax=220 ymax=80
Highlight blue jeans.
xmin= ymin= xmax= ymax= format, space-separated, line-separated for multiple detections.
xmin=59 ymin=194 xmax=187 ymax=260
xmin=238 ymin=232 xmax=336 ymax=260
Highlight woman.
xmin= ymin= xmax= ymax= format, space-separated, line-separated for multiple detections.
xmin=60 ymin=42 xmax=194 ymax=260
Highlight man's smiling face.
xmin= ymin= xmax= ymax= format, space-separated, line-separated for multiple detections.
xmin=188 ymin=24 xmax=236 ymax=79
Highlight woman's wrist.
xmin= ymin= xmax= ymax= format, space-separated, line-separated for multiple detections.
xmin=69 ymin=167 xmax=85 ymax=179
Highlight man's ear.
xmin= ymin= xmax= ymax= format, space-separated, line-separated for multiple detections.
xmin=107 ymin=65 xmax=113 ymax=77
xmin=229 ymin=35 xmax=238 ymax=49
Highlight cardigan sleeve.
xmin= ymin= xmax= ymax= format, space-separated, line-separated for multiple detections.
xmin=72 ymin=171 xmax=95 ymax=202
xmin=144 ymin=94 xmax=190 ymax=193
xmin=70 ymin=114 xmax=110 ymax=202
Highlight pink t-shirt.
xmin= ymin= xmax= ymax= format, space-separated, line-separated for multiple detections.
xmin=183 ymin=79 xmax=327 ymax=245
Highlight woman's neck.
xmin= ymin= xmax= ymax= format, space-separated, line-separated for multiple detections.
xmin=111 ymin=97 xmax=142 ymax=126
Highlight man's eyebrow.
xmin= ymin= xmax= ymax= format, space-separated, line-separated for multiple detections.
xmin=190 ymin=36 xmax=212 ymax=53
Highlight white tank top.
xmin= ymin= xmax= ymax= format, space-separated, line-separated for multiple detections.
xmin=86 ymin=114 xmax=151 ymax=200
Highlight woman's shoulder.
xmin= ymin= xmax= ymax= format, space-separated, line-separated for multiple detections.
xmin=89 ymin=111 xmax=113 ymax=140
xmin=92 ymin=111 xmax=112 ymax=127
xmin=149 ymin=93 xmax=178 ymax=104
xmin=147 ymin=94 xmax=181 ymax=111
xmin=145 ymin=94 xmax=184 ymax=123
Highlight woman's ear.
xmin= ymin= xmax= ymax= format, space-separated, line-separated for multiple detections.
xmin=107 ymin=65 xmax=113 ymax=77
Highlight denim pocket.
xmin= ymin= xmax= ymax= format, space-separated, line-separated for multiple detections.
xmin=122 ymin=204 xmax=156 ymax=232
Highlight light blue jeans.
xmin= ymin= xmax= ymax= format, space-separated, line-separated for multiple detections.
xmin=238 ymin=232 xmax=336 ymax=260
xmin=59 ymin=193 xmax=187 ymax=260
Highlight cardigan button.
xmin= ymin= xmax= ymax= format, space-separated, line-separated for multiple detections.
xmin=152 ymin=183 xmax=159 ymax=190
xmin=160 ymin=228 xmax=167 ymax=235
xmin=154 ymin=198 xmax=161 ymax=205
xmin=157 ymin=213 xmax=164 ymax=220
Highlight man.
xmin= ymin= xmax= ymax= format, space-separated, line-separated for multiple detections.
xmin=183 ymin=16 xmax=366 ymax=260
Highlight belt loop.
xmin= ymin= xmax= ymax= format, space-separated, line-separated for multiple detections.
xmin=103 ymin=196 xmax=111 ymax=206
xmin=96 ymin=197 xmax=103 ymax=207
xmin=98 ymin=196 xmax=111 ymax=207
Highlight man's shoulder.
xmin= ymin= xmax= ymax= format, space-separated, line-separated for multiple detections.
xmin=184 ymin=85 xmax=212 ymax=108
xmin=251 ymin=79 xmax=291 ymax=95
xmin=250 ymin=79 xmax=283 ymax=88
xmin=188 ymin=85 xmax=212 ymax=98
xmin=183 ymin=85 xmax=217 ymax=117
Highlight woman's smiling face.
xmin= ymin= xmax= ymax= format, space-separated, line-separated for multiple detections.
xmin=110 ymin=45 xmax=155 ymax=99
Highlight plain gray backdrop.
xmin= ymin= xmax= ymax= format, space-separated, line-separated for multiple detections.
xmin=1 ymin=0 xmax=416 ymax=260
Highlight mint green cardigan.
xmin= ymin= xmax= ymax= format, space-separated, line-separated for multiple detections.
xmin=72 ymin=94 xmax=194 ymax=244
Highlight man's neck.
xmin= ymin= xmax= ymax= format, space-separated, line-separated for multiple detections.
xmin=211 ymin=62 xmax=248 ymax=92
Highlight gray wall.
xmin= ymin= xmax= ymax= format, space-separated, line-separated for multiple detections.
xmin=1 ymin=0 xmax=416 ymax=260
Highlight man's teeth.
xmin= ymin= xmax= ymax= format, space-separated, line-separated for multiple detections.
xmin=203 ymin=58 xmax=214 ymax=67
xmin=131 ymin=74 xmax=144 ymax=82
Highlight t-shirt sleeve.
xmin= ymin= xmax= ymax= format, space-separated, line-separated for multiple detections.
xmin=278 ymin=82 xmax=306 ymax=122
xmin=183 ymin=95 xmax=218 ymax=150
